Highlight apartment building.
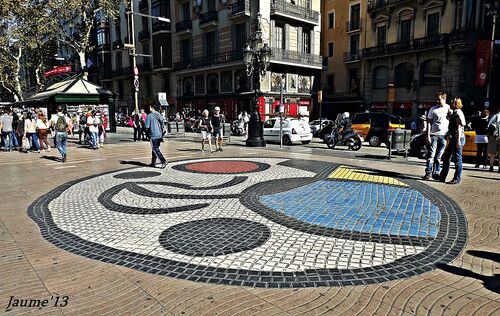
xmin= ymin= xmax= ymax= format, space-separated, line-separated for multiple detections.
xmin=321 ymin=0 xmax=368 ymax=115
xmin=173 ymin=0 xmax=323 ymax=121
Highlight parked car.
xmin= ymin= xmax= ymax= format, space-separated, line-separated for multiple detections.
xmin=263 ymin=118 xmax=313 ymax=145
xmin=409 ymin=116 xmax=479 ymax=159
xmin=351 ymin=112 xmax=406 ymax=147
xmin=309 ymin=119 xmax=333 ymax=136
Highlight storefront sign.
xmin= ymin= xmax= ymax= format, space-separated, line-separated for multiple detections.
xmin=44 ymin=66 xmax=72 ymax=78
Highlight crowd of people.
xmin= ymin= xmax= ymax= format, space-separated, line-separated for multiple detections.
xmin=423 ymin=92 xmax=500 ymax=184
xmin=0 ymin=106 xmax=109 ymax=162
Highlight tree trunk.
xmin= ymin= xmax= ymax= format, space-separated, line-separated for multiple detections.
xmin=79 ymin=51 xmax=87 ymax=80
xmin=13 ymin=47 xmax=24 ymax=101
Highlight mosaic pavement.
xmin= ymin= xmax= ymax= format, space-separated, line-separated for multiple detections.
xmin=28 ymin=158 xmax=467 ymax=288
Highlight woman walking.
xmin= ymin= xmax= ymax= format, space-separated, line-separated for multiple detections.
xmin=439 ymin=98 xmax=466 ymax=184
xmin=36 ymin=112 xmax=51 ymax=151
xmin=24 ymin=113 xmax=40 ymax=153
xmin=474 ymin=110 xmax=490 ymax=168
xmin=487 ymin=106 xmax=500 ymax=172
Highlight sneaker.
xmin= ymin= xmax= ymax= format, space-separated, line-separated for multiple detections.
xmin=489 ymin=166 xmax=494 ymax=172
xmin=148 ymin=162 xmax=156 ymax=167
xmin=422 ymin=172 xmax=431 ymax=180
xmin=219 ymin=148 xmax=223 ymax=152
xmin=62 ymin=155 xmax=66 ymax=163
xmin=160 ymin=161 xmax=168 ymax=169
xmin=447 ymin=179 xmax=460 ymax=185
xmin=432 ymin=173 xmax=441 ymax=181
xmin=474 ymin=164 xmax=479 ymax=168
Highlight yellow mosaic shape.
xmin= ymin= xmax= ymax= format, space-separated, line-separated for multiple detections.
xmin=328 ymin=166 xmax=408 ymax=187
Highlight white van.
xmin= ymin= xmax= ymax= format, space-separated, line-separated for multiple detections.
xmin=263 ymin=118 xmax=313 ymax=145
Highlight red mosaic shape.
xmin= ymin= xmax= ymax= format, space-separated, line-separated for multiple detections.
xmin=185 ymin=161 xmax=259 ymax=174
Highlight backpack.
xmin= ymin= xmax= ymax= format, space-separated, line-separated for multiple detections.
xmin=487 ymin=114 xmax=500 ymax=137
xmin=55 ymin=115 xmax=67 ymax=132
xmin=79 ymin=115 xmax=87 ymax=125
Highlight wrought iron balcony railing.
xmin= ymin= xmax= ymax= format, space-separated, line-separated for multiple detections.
xmin=138 ymin=61 xmax=152 ymax=71
xmin=363 ymin=34 xmax=449 ymax=58
xmin=270 ymin=48 xmax=323 ymax=68
xmin=174 ymin=50 xmax=243 ymax=71
xmin=138 ymin=29 xmax=150 ymax=41
xmin=346 ymin=18 xmax=362 ymax=32
xmin=368 ymin=0 xmax=412 ymax=12
xmin=152 ymin=20 xmax=171 ymax=32
xmin=270 ymin=0 xmax=319 ymax=25
xmin=228 ymin=0 xmax=250 ymax=17
xmin=343 ymin=50 xmax=361 ymax=62
xmin=199 ymin=11 xmax=218 ymax=25
xmin=175 ymin=19 xmax=192 ymax=33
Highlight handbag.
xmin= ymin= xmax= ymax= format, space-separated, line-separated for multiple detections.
xmin=22 ymin=137 xmax=30 ymax=150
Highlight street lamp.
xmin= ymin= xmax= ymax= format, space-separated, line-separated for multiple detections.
xmin=242 ymin=13 xmax=272 ymax=147
xmin=485 ymin=0 xmax=499 ymax=108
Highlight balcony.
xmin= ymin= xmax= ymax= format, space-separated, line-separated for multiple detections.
xmin=138 ymin=29 xmax=150 ymax=41
xmin=363 ymin=34 xmax=449 ymax=58
xmin=270 ymin=48 xmax=323 ymax=69
xmin=139 ymin=0 xmax=148 ymax=12
xmin=111 ymin=67 xmax=131 ymax=78
xmin=271 ymin=0 xmax=319 ymax=26
xmin=174 ymin=50 xmax=243 ymax=71
xmin=138 ymin=61 xmax=152 ymax=72
xmin=199 ymin=11 xmax=218 ymax=29
xmin=346 ymin=18 xmax=362 ymax=33
xmin=368 ymin=0 xmax=413 ymax=12
xmin=228 ymin=0 xmax=250 ymax=19
xmin=175 ymin=19 xmax=192 ymax=36
xmin=343 ymin=50 xmax=361 ymax=63
xmin=152 ymin=20 xmax=171 ymax=33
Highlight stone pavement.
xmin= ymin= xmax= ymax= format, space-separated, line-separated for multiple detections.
xmin=0 ymin=135 xmax=498 ymax=315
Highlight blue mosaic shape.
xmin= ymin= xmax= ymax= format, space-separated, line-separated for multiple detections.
xmin=259 ymin=180 xmax=441 ymax=238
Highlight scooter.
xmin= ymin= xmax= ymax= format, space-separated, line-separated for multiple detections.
xmin=324 ymin=116 xmax=362 ymax=151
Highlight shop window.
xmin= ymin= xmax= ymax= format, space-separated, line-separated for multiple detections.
xmin=235 ymin=70 xmax=250 ymax=92
xmin=221 ymin=71 xmax=232 ymax=93
xmin=373 ymin=66 xmax=389 ymax=89
xmin=195 ymin=74 xmax=205 ymax=95
xmin=394 ymin=63 xmax=414 ymax=88
xmin=206 ymin=73 xmax=219 ymax=95
xmin=420 ymin=59 xmax=442 ymax=86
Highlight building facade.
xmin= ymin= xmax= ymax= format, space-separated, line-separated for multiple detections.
xmin=173 ymin=0 xmax=323 ymax=121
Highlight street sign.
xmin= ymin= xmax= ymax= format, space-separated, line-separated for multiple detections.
xmin=133 ymin=67 xmax=139 ymax=76
xmin=158 ymin=92 xmax=168 ymax=106
xmin=133 ymin=78 xmax=139 ymax=92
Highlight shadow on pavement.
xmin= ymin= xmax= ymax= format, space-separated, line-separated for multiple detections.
xmin=436 ymin=250 xmax=500 ymax=294
xmin=467 ymin=175 xmax=500 ymax=181
xmin=356 ymin=154 xmax=388 ymax=160
xmin=119 ymin=160 xmax=150 ymax=167
xmin=40 ymin=155 xmax=60 ymax=162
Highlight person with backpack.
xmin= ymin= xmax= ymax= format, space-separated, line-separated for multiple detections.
xmin=487 ymin=105 xmax=500 ymax=172
xmin=50 ymin=105 xmax=73 ymax=162
xmin=144 ymin=104 xmax=167 ymax=168
xmin=78 ymin=110 xmax=87 ymax=144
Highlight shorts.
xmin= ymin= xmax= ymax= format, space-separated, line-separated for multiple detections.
xmin=213 ymin=127 xmax=223 ymax=137
xmin=487 ymin=136 xmax=500 ymax=154
xmin=201 ymin=131 xmax=212 ymax=140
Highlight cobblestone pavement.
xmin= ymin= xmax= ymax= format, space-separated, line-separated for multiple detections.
xmin=0 ymin=136 xmax=498 ymax=315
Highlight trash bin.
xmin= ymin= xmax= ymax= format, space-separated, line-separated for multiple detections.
xmin=388 ymin=129 xmax=412 ymax=159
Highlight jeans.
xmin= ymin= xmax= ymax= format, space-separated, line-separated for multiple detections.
xmin=27 ymin=132 xmax=40 ymax=151
xmin=425 ymin=135 xmax=447 ymax=174
xmin=90 ymin=132 xmax=98 ymax=148
xmin=440 ymin=137 xmax=466 ymax=182
xmin=55 ymin=132 xmax=68 ymax=157
xmin=10 ymin=131 xmax=18 ymax=147
xmin=1 ymin=131 xmax=12 ymax=150
xmin=150 ymin=138 xmax=166 ymax=164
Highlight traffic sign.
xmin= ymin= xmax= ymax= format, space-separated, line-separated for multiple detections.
xmin=133 ymin=67 xmax=139 ymax=76
xmin=133 ymin=78 xmax=139 ymax=91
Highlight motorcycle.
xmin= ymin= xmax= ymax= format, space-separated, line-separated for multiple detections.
xmin=231 ymin=119 xmax=246 ymax=136
xmin=324 ymin=115 xmax=362 ymax=151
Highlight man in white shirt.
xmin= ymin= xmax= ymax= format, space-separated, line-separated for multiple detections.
xmin=487 ymin=106 xmax=500 ymax=172
xmin=87 ymin=111 xmax=99 ymax=149
xmin=424 ymin=92 xmax=450 ymax=180
xmin=50 ymin=105 xmax=73 ymax=162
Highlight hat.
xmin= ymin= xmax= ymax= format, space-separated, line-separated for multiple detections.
xmin=214 ymin=106 xmax=220 ymax=111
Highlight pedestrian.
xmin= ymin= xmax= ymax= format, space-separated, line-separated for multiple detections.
xmin=11 ymin=110 xmax=19 ymax=150
xmin=50 ymin=105 xmax=73 ymax=162
xmin=486 ymin=106 xmax=500 ymax=172
xmin=24 ymin=113 xmax=40 ymax=153
xmin=141 ymin=108 xmax=148 ymax=141
xmin=99 ymin=111 xmax=107 ymax=148
xmin=474 ymin=109 xmax=490 ymax=168
xmin=211 ymin=106 xmax=225 ymax=152
xmin=87 ymin=111 xmax=99 ymax=149
xmin=132 ymin=110 xmax=142 ymax=141
xmin=144 ymin=104 xmax=167 ymax=168
xmin=199 ymin=109 xmax=214 ymax=153
xmin=0 ymin=109 xmax=14 ymax=151
xmin=439 ymin=98 xmax=466 ymax=184
xmin=36 ymin=112 xmax=51 ymax=151
xmin=423 ymin=92 xmax=450 ymax=180
xmin=16 ymin=112 xmax=25 ymax=152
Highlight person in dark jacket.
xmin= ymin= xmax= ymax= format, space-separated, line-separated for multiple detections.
xmin=474 ymin=110 xmax=490 ymax=168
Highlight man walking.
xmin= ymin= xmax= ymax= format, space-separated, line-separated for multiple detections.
xmin=423 ymin=92 xmax=450 ymax=180
xmin=145 ymin=105 xmax=167 ymax=168
xmin=50 ymin=105 xmax=73 ymax=162
xmin=0 ymin=109 xmax=14 ymax=151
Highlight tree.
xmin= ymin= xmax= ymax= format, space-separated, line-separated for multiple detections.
xmin=51 ymin=0 xmax=124 ymax=79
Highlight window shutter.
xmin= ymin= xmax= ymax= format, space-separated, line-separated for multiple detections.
xmin=297 ymin=27 xmax=303 ymax=53
xmin=285 ymin=24 xmax=290 ymax=50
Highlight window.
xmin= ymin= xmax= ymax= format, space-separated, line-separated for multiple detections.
xmin=195 ymin=74 xmax=205 ymax=94
xmin=206 ymin=73 xmax=219 ymax=95
xmin=115 ymin=51 xmax=122 ymax=69
xmin=421 ymin=59 xmax=443 ymax=86
xmin=395 ymin=63 xmax=414 ymax=88
xmin=328 ymin=42 xmax=334 ymax=57
xmin=350 ymin=34 xmax=359 ymax=56
xmin=233 ymin=23 xmax=246 ymax=53
xmin=181 ymin=2 xmax=190 ymax=20
xmin=400 ymin=19 xmax=412 ymax=42
xmin=302 ymin=30 xmax=310 ymax=54
xmin=328 ymin=12 xmax=334 ymax=29
xmin=181 ymin=38 xmax=192 ymax=62
xmin=151 ymin=2 xmax=160 ymax=18
xmin=207 ymin=0 xmax=216 ymax=11
xmin=142 ymin=17 xmax=149 ymax=32
xmin=264 ymin=119 xmax=276 ymax=129
xmin=117 ymin=81 xmax=124 ymax=100
xmin=350 ymin=4 xmax=361 ymax=30
xmin=97 ymin=28 xmax=108 ymax=46
xmin=204 ymin=31 xmax=217 ymax=57
xmin=376 ymin=25 xmax=386 ymax=46
xmin=221 ymin=71 xmax=232 ymax=92
xmin=275 ymin=25 xmax=285 ymax=49
xmin=327 ymin=74 xmax=334 ymax=92
xmin=349 ymin=68 xmax=359 ymax=93
xmin=427 ymin=13 xmax=440 ymax=37
xmin=352 ymin=113 xmax=369 ymax=124
xmin=372 ymin=66 xmax=389 ymax=89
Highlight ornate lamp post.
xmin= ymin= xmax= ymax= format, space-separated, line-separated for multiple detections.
xmin=242 ymin=13 xmax=272 ymax=147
